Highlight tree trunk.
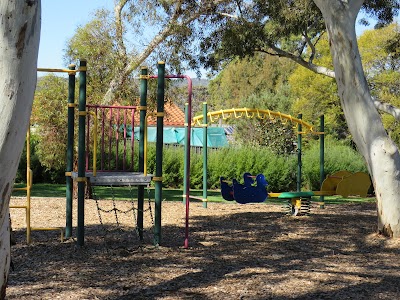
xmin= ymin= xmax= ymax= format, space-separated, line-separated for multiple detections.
xmin=0 ymin=1 xmax=41 ymax=297
xmin=314 ymin=0 xmax=400 ymax=237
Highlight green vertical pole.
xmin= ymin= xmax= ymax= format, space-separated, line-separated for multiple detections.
xmin=183 ymin=103 xmax=189 ymax=204
xmin=297 ymin=114 xmax=302 ymax=192
xmin=138 ymin=67 xmax=148 ymax=240
xmin=319 ymin=115 xmax=325 ymax=208
xmin=202 ymin=102 xmax=208 ymax=208
xmin=65 ymin=64 xmax=76 ymax=239
xmin=154 ymin=62 xmax=165 ymax=246
xmin=77 ymin=59 xmax=87 ymax=246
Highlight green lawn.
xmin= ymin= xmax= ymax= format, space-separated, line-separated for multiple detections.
xmin=12 ymin=183 xmax=224 ymax=202
xmin=12 ymin=183 xmax=376 ymax=205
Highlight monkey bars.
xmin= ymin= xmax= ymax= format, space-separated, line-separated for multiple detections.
xmin=193 ymin=108 xmax=323 ymax=135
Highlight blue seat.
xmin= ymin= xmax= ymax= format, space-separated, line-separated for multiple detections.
xmin=233 ymin=174 xmax=268 ymax=204
xmin=220 ymin=177 xmax=235 ymax=201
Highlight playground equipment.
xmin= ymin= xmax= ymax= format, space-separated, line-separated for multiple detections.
xmin=316 ymin=170 xmax=371 ymax=198
xmin=220 ymin=172 xmax=254 ymax=201
xmin=67 ymin=61 xmax=196 ymax=247
xmin=234 ymin=174 xmax=268 ymax=204
xmin=220 ymin=173 xmax=313 ymax=216
xmin=221 ymin=173 xmax=268 ymax=204
xmin=67 ymin=61 xmax=169 ymax=246
xmin=192 ymin=108 xmax=325 ymax=216
xmin=11 ymin=61 xmax=169 ymax=246
xmin=278 ymin=191 xmax=314 ymax=216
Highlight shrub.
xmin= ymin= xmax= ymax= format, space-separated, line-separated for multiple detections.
xmin=302 ymin=137 xmax=368 ymax=190
xmin=16 ymin=133 xmax=65 ymax=184
xmin=208 ymin=145 xmax=297 ymax=192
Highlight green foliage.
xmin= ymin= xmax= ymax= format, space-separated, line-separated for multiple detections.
xmin=358 ymin=23 xmax=400 ymax=146
xmin=17 ymin=135 xmax=368 ymax=193
xmin=207 ymin=53 xmax=297 ymax=155
xmin=288 ymin=37 xmax=348 ymax=140
xmin=207 ymin=145 xmax=297 ymax=192
xmin=64 ymin=9 xmax=138 ymax=105
xmin=32 ymin=75 xmax=69 ymax=171
xmin=16 ymin=133 xmax=65 ymax=184
xmin=302 ymin=138 xmax=368 ymax=190
xmin=232 ymin=118 xmax=297 ymax=155
xmin=231 ymin=87 xmax=297 ymax=155
xmin=162 ymin=147 xmax=184 ymax=188
xmin=208 ymin=54 xmax=295 ymax=110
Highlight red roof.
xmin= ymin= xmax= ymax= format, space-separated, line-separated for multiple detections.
xmin=146 ymin=102 xmax=185 ymax=127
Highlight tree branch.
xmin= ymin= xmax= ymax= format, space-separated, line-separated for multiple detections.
xmin=103 ymin=0 xmax=231 ymax=104
xmin=373 ymin=97 xmax=400 ymax=120
xmin=258 ymin=44 xmax=336 ymax=78
xmin=114 ymin=0 xmax=128 ymax=60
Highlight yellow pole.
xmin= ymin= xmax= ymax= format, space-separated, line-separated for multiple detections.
xmin=26 ymin=127 xmax=32 ymax=244
xmin=88 ymin=111 xmax=98 ymax=177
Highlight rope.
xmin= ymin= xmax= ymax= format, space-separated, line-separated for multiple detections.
xmin=91 ymin=184 xmax=155 ymax=246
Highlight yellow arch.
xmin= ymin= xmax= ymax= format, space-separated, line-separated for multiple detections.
xmin=193 ymin=108 xmax=323 ymax=135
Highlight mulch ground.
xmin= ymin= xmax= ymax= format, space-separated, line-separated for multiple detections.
xmin=7 ymin=196 xmax=400 ymax=299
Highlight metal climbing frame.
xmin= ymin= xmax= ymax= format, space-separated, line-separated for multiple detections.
xmin=70 ymin=62 xmax=166 ymax=247
xmin=85 ymin=104 xmax=137 ymax=173
xmin=192 ymin=107 xmax=326 ymax=216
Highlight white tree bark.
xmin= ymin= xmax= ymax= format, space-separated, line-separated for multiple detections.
xmin=314 ymin=0 xmax=400 ymax=237
xmin=0 ymin=0 xmax=41 ymax=296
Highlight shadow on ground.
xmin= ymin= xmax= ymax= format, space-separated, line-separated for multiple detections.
xmin=7 ymin=202 xmax=400 ymax=299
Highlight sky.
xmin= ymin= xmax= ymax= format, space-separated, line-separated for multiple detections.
xmin=38 ymin=0 xmax=113 ymax=68
xmin=38 ymin=1 xmax=383 ymax=70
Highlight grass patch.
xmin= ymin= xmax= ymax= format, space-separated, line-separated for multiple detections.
xmin=12 ymin=183 xmax=224 ymax=202
xmin=12 ymin=183 xmax=376 ymax=204
xmin=12 ymin=183 xmax=66 ymax=198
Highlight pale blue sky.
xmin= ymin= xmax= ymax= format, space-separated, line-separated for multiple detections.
xmin=38 ymin=0 xmax=113 ymax=68
xmin=38 ymin=1 xmax=380 ymax=69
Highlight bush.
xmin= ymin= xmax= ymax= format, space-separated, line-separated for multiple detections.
xmin=16 ymin=133 xmax=65 ymax=184
xmin=17 ymin=134 xmax=369 ymax=193
xmin=208 ymin=145 xmax=297 ymax=192
xmin=302 ymin=137 xmax=368 ymax=190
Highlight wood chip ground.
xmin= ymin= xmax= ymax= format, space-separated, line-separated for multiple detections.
xmin=7 ymin=196 xmax=400 ymax=299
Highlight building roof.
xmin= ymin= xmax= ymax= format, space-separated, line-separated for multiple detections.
xmin=146 ymin=102 xmax=185 ymax=127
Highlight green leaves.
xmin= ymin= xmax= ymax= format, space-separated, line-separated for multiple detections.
xmin=32 ymin=75 xmax=69 ymax=170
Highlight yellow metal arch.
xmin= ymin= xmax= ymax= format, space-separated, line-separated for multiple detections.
xmin=193 ymin=108 xmax=322 ymax=135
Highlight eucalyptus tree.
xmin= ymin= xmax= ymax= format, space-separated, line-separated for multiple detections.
xmin=199 ymin=0 xmax=400 ymax=237
xmin=358 ymin=23 xmax=400 ymax=145
xmin=0 ymin=1 xmax=41 ymax=296
xmin=64 ymin=0 xmax=236 ymax=105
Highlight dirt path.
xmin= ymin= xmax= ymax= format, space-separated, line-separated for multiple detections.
xmin=7 ymin=197 xmax=400 ymax=299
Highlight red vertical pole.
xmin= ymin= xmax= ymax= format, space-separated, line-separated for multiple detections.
xmin=86 ymin=107 xmax=90 ymax=171
xmin=101 ymin=108 xmax=105 ymax=171
xmin=123 ymin=109 xmax=127 ymax=170
xmin=115 ymin=109 xmax=120 ymax=170
xmin=108 ymin=107 xmax=112 ymax=170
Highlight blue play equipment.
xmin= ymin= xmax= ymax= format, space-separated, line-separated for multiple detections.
xmin=220 ymin=173 xmax=268 ymax=204
xmin=220 ymin=177 xmax=235 ymax=201
xmin=220 ymin=172 xmax=254 ymax=201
